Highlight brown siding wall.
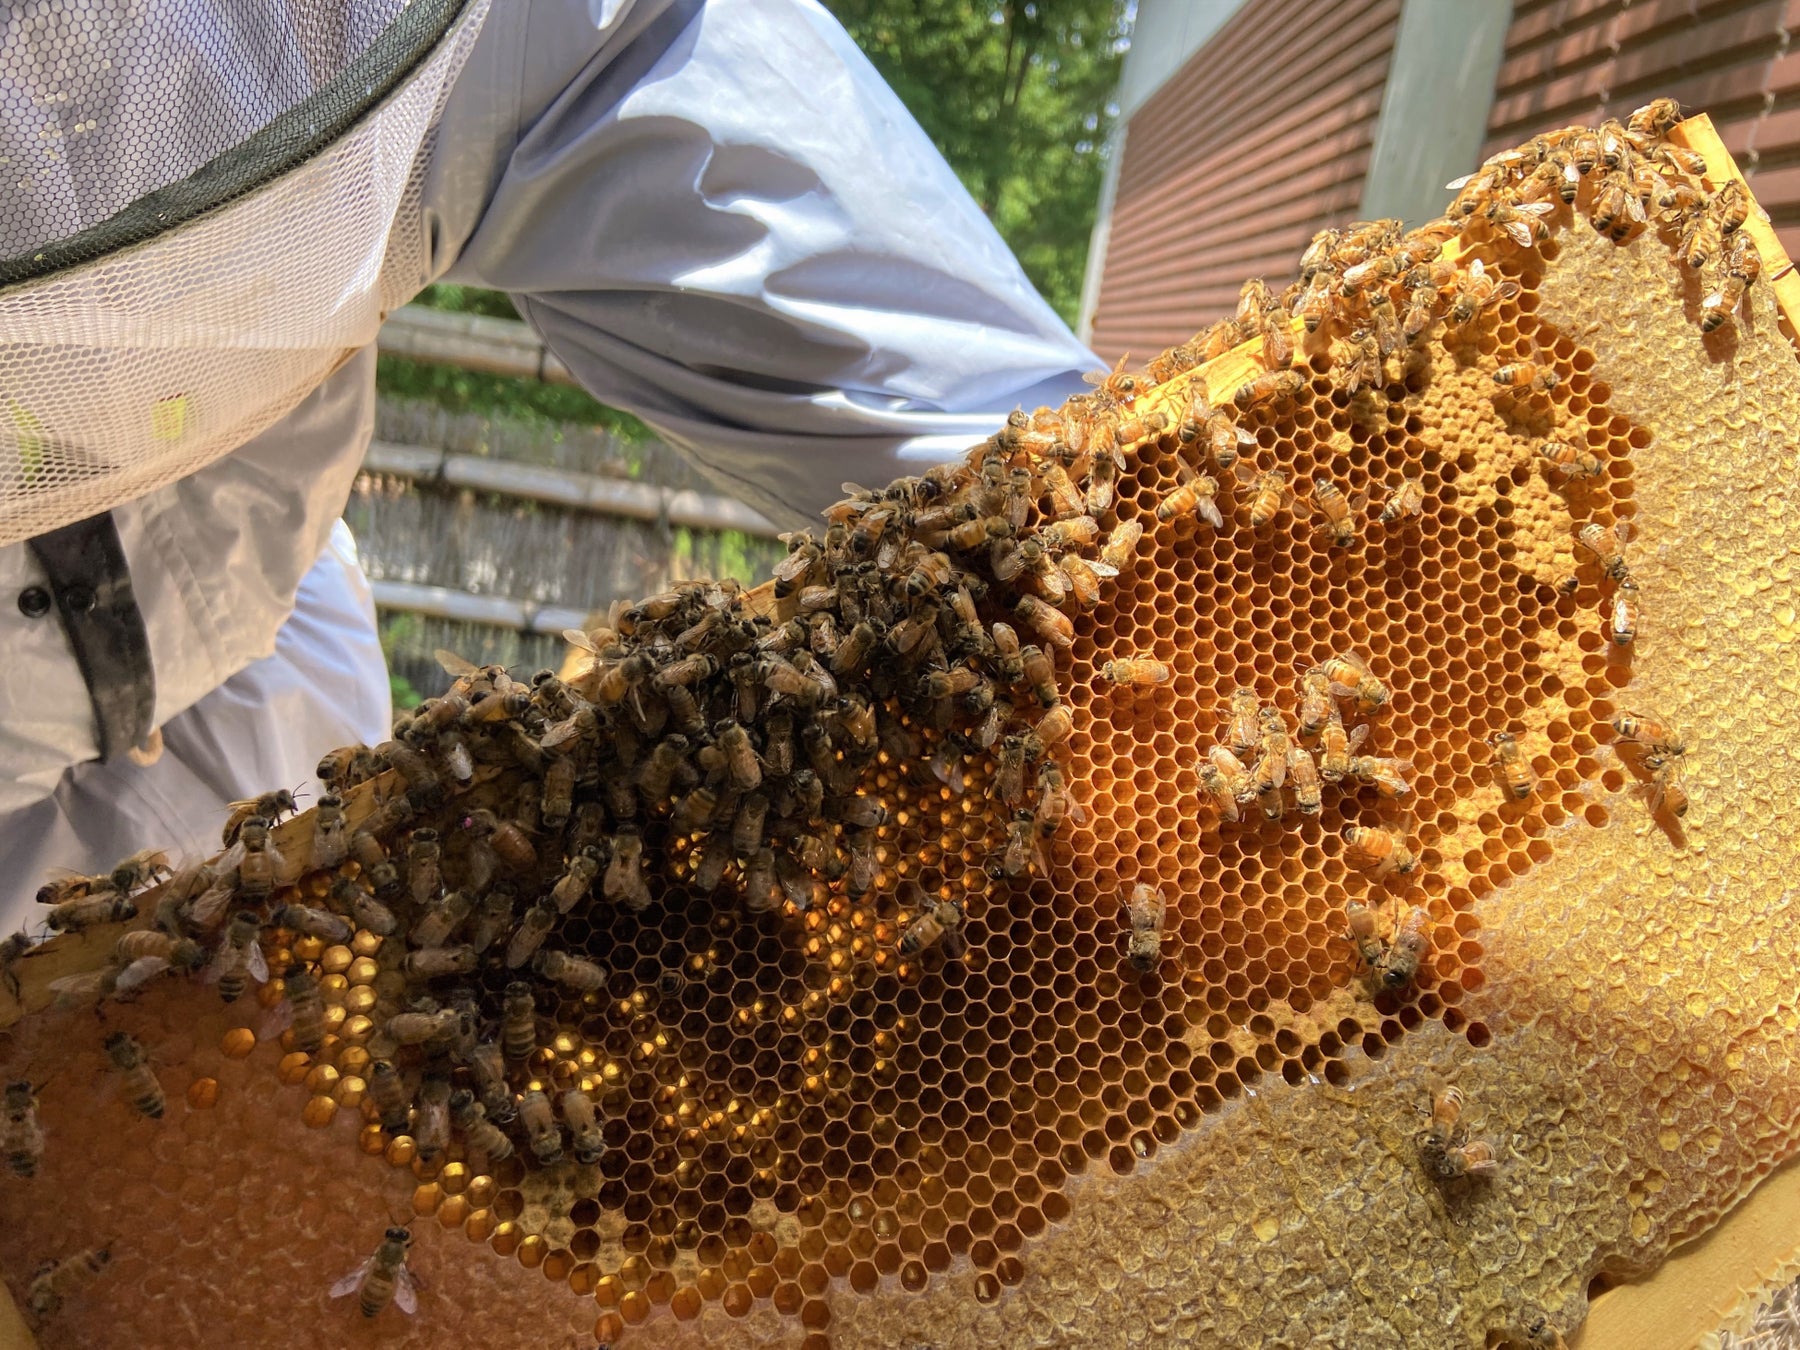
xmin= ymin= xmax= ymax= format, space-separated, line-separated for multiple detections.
xmin=1087 ymin=0 xmax=1403 ymax=366
xmin=1484 ymin=0 xmax=1800 ymax=258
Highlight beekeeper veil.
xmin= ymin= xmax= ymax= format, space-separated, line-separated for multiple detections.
xmin=0 ymin=0 xmax=489 ymax=548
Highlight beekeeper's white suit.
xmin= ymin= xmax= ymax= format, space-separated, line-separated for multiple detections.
xmin=0 ymin=0 xmax=1095 ymax=929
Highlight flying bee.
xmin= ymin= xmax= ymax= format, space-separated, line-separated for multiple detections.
xmin=899 ymin=896 xmax=965 ymax=959
xmin=1489 ymin=730 xmax=1537 ymax=800
xmin=206 ymin=911 xmax=270 ymax=1003
xmin=1308 ymin=476 xmax=1359 ymax=547
xmin=1447 ymin=258 xmax=1519 ymax=327
xmin=501 ymin=981 xmax=538 ymax=1063
xmin=413 ymin=1077 xmax=451 ymax=1162
xmin=1342 ymin=824 xmax=1417 ymax=879
xmin=1575 ymin=519 xmax=1634 ymax=583
xmin=518 ymin=1088 xmax=565 ymax=1166
xmin=1610 ymin=709 xmax=1684 ymax=757
xmin=27 ymin=1244 xmax=113 ymax=1319
xmin=1157 ymin=462 xmax=1222 ymax=527
xmin=104 ymin=1031 xmax=163 ymax=1119
xmin=1099 ymin=518 xmax=1143 ymax=572
xmin=1296 ymin=667 xmax=1334 ymax=738
xmin=44 ymin=894 xmax=136 ymax=934
xmin=1342 ymin=901 xmax=1386 ymax=969
xmin=331 ymin=1226 xmax=419 ymax=1318
xmin=505 ymin=899 xmax=557 ymax=969
xmin=1233 ymin=368 xmax=1308 ymax=410
xmin=309 ymin=793 xmax=349 ymax=871
xmin=1318 ymin=650 xmax=1388 ymax=713
xmin=1535 ymin=440 xmax=1603 ymax=478
xmin=1376 ymin=906 xmax=1432 ymax=989
xmin=1491 ymin=360 xmax=1559 ymax=394
xmin=1100 ymin=655 xmax=1171 ymax=688
xmin=282 ymin=964 xmax=328 ymax=1053
xmin=1348 ymin=754 xmax=1412 ymax=798
xmin=562 ymin=1087 xmax=605 ymax=1165
xmin=604 ymin=828 xmax=651 ymax=911
xmin=449 ymin=1088 xmax=514 ymax=1162
xmin=222 ymin=788 xmax=299 ymax=845
xmin=1608 ymin=576 xmax=1640 ymax=646
xmin=1200 ymin=745 xmax=1251 ymax=823
xmin=1124 ymin=883 xmax=1166 ymax=972
xmin=1287 ymin=747 xmax=1323 ymax=814
xmin=1238 ymin=467 xmax=1291 ymax=529
xmin=2 ymin=1080 xmax=44 ymax=1178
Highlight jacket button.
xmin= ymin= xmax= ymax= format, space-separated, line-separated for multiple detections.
xmin=62 ymin=583 xmax=97 ymax=614
xmin=17 ymin=586 xmax=50 ymax=618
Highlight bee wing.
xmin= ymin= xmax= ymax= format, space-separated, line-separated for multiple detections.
xmin=1233 ymin=425 xmax=1258 ymax=447
xmin=330 ymin=1257 xmax=376 ymax=1300
xmin=1492 ymin=280 xmax=1522 ymax=304
xmin=540 ymin=718 xmax=587 ymax=751
xmin=1088 ymin=560 xmax=1120 ymax=579
xmin=1499 ymin=220 xmax=1538 ymax=249
xmin=1198 ymin=497 xmax=1224 ymax=530
xmin=246 ymin=941 xmax=270 ymax=986
xmin=258 ymin=999 xmax=295 ymax=1043
xmin=1231 ymin=459 xmax=1259 ymax=489
xmin=1445 ymin=172 xmax=1478 ymax=191
xmin=1336 ymin=649 xmax=1372 ymax=676
xmin=1346 ymin=724 xmax=1371 ymax=754
xmin=393 ymin=1264 xmax=421 ymax=1314
xmin=1466 ymin=258 xmax=1487 ymax=281
xmin=433 ymin=648 xmax=481 ymax=678
xmin=47 ymin=970 xmax=109 ymax=1006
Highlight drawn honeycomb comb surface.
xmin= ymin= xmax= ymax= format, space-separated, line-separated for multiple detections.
xmin=2 ymin=114 xmax=1799 ymax=1350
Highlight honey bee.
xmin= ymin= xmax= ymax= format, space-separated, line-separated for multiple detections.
xmin=1035 ymin=703 xmax=1073 ymax=746
xmin=1534 ymin=439 xmax=1603 ymax=478
xmin=1334 ymin=326 xmax=1383 ymax=397
xmin=1402 ymin=276 xmax=1442 ymax=343
xmin=635 ymin=733 xmax=690 ymax=801
xmin=1287 ymin=747 xmax=1323 ymax=815
xmin=1342 ymin=824 xmax=1417 ymax=880
xmin=2 ymin=1081 xmax=44 ymax=1178
xmin=1308 ymin=477 xmax=1359 ymax=547
xmin=282 ymin=964 xmax=328 ymax=1053
xmin=1014 ymin=594 xmax=1074 ymax=649
xmin=495 ymin=981 xmax=539 ymax=1065
xmin=1644 ymin=756 xmax=1690 ymax=818
xmin=603 ymin=828 xmax=651 ymax=911
xmin=1292 ymin=667 xmax=1334 ymax=739
xmin=1124 ymin=882 xmax=1166 ymax=972
xmin=534 ymin=948 xmax=608 ymax=994
xmin=1702 ymin=230 xmax=1762 ymax=332
xmin=1576 ymin=520 xmax=1633 ymax=581
xmin=899 ymin=896 xmax=965 ymax=958
xmin=207 ymin=911 xmax=270 ymax=1003
xmin=108 ymin=848 xmax=172 ymax=894
xmin=383 ymin=1006 xmax=465 ymax=1048
xmin=1099 ymin=656 xmax=1171 ymax=687
xmin=1145 ymin=341 xmax=1201 ymax=386
xmin=743 ymin=848 xmax=780 ymax=913
xmin=367 ymin=1060 xmax=412 ymax=1134
xmin=104 ymin=1031 xmax=163 ymax=1119
xmin=316 ymin=744 xmax=377 ymax=790
xmin=235 ymin=815 xmax=277 ymax=905
xmin=44 ymin=894 xmax=136 ymax=934
xmin=998 ymin=808 xmax=1045 ymax=877
xmin=413 ymin=1076 xmax=451 ymax=1161
xmin=1492 ymin=360 xmax=1559 ymax=394
xmin=27 ymin=1244 xmax=113 ymax=1318
xmin=1376 ymin=906 xmax=1432 ymax=989
xmin=1034 ymin=761 xmax=1083 ymax=835
xmin=404 ymin=828 xmax=442 ymax=908
xmin=1199 ymin=745 xmax=1250 ymax=823
xmin=351 ymin=826 xmax=402 ymax=898
xmin=1373 ymin=475 xmax=1426 ymax=530
xmin=1348 ymin=755 xmax=1413 ymax=799
xmin=1241 ymin=467 xmax=1290 ymax=529
xmin=1059 ymin=553 xmax=1116 ymax=609
xmin=562 ymin=1087 xmax=605 ymax=1165
xmin=308 ymin=793 xmax=349 ymax=872
xmin=1589 ymin=169 xmax=1648 ymax=240
xmin=0 ymin=930 xmax=29 ymax=1002
xmin=772 ymin=531 xmax=823 ymax=598
xmin=1085 ymin=449 xmax=1117 ymax=514
xmin=1422 ymin=1085 xmax=1463 ymax=1150
xmin=1627 ymin=97 xmax=1682 ymax=141
xmin=1678 ymin=206 xmax=1722 ymax=270
xmin=1608 ymin=576 xmax=1639 ymax=646
xmin=1232 ymin=368 xmax=1308 ymax=410
xmin=505 ymin=899 xmax=557 ymax=970
xmin=519 ymin=1087 xmax=565 ymax=1166
xmin=1342 ymin=901 xmax=1386 ymax=969
xmin=1099 ymin=518 xmax=1144 ymax=572
xmin=1318 ymin=650 xmax=1389 ymax=712
xmin=1521 ymin=1311 xmax=1570 ymax=1350
xmin=1447 ymin=258 xmax=1519 ymax=327
xmin=117 ymin=930 xmax=203 ymax=977
xmin=1433 ymin=1139 xmax=1500 ymax=1181
xmin=994 ymin=735 xmax=1030 ymax=806
xmin=331 ymin=1226 xmax=419 ymax=1318
xmin=222 ymin=788 xmax=299 ymax=845
xmin=1157 ymin=462 xmax=1223 ymax=528
xmin=1489 ymin=730 xmax=1536 ymax=800
xmin=1611 ymin=709 xmax=1684 ymax=757
xmin=399 ymin=944 xmax=478 ymax=981
xmin=449 ymin=1088 xmax=514 ymax=1162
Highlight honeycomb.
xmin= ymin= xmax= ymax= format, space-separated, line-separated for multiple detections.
xmin=3 ymin=111 xmax=1799 ymax=1350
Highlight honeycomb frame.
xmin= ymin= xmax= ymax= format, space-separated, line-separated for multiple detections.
xmin=3 ymin=114 xmax=1800 ymax=1350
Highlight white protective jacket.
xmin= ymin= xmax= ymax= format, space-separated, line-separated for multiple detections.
xmin=0 ymin=0 xmax=1095 ymax=927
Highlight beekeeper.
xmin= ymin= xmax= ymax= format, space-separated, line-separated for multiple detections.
xmin=0 ymin=0 xmax=1096 ymax=930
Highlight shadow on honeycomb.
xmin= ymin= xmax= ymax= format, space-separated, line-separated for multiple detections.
xmin=2 ymin=115 xmax=1799 ymax=1350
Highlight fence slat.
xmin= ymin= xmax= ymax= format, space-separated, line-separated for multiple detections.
xmin=369 ymin=580 xmax=592 ymax=636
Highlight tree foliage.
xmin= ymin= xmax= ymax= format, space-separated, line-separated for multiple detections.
xmin=822 ymin=0 xmax=1129 ymax=328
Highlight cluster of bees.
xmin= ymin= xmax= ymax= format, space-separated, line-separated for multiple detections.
xmin=4 ymin=100 xmax=1721 ymax=1334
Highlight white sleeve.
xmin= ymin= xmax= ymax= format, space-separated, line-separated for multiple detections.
xmin=443 ymin=0 xmax=1096 ymax=527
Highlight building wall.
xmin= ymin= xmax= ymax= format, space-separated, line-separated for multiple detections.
xmin=1085 ymin=0 xmax=1404 ymax=365
xmin=1484 ymin=0 xmax=1800 ymax=262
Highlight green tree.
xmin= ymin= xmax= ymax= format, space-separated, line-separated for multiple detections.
xmin=822 ymin=0 xmax=1130 ymax=328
